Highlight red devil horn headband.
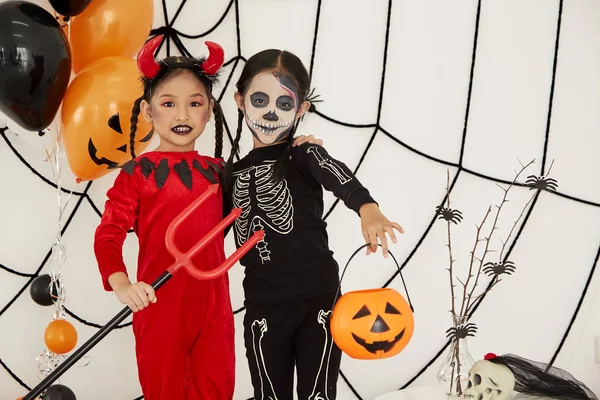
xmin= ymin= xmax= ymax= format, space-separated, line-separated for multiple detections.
xmin=202 ymin=41 xmax=225 ymax=75
xmin=136 ymin=35 xmax=225 ymax=79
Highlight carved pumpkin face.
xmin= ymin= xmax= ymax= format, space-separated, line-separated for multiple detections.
xmin=330 ymin=288 xmax=414 ymax=360
xmin=61 ymin=56 xmax=154 ymax=181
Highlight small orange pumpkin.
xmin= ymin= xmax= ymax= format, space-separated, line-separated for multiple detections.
xmin=44 ymin=319 xmax=78 ymax=354
xmin=331 ymin=288 xmax=414 ymax=359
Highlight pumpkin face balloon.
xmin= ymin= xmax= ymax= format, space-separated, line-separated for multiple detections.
xmin=331 ymin=288 xmax=414 ymax=360
xmin=61 ymin=56 xmax=153 ymax=181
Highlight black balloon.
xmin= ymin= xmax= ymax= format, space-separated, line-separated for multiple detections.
xmin=42 ymin=384 xmax=77 ymax=400
xmin=49 ymin=0 xmax=92 ymax=17
xmin=0 ymin=1 xmax=71 ymax=131
xmin=30 ymin=274 xmax=58 ymax=306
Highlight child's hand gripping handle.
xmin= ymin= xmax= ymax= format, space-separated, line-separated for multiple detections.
xmin=21 ymin=184 xmax=262 ymax=400
xmin=165 ymin=183 xmax=264 ymax=280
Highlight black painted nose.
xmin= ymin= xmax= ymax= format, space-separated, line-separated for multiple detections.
xmin=263 ymin=111 xmax=278 ymax=121
xmin=370 ymin=315 xmax=390 ymax=333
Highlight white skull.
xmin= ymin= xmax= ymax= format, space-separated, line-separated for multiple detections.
xmin=463 ymin=359 xmax=515 ymax=400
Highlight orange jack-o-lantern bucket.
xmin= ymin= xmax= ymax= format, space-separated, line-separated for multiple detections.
xmin=330 ymin=244 xmax=415 ymax=360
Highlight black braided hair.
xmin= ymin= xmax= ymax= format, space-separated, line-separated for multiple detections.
xmin=128 ymin=55 xmax=223 ymax=160
xmin=212 ymin=97 xmax=224 ymax=159
xmin=271 ymin=122 xmax=298 ymax=183
xmin=129 ymin=96 xmax=143 ymax=158
xmin=223 ymin=109 xmax=245 ymax=194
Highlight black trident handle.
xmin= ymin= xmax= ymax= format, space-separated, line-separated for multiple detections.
xmin=22 ymin=271 xmax=172 ymax=400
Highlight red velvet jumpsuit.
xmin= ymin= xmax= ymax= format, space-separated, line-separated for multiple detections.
xmin=94 ymin=150 xmax=234 ymax=400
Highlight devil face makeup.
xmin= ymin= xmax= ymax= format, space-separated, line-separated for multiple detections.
xmin=141 ymin=70 xmax=213 ymax=153
xmin=243 ymin=72 xmax=299 ymax=145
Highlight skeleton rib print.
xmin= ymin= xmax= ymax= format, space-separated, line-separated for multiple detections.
xmin=233 ymin=161 xmax=294 ymax=263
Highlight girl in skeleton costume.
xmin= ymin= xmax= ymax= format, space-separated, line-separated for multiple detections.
xmin=93 ymin=36 xmax=234 ymax=400
xmin=223 ymin=50 xmax=404 ymax=400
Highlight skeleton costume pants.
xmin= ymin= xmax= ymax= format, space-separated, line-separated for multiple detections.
xmin=243 ymin=293 xmax=342 ymax=400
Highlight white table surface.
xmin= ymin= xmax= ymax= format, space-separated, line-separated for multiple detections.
xmin=374 ymin=386 xmax=448 ymax=400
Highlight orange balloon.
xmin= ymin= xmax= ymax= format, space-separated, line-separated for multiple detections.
xmin=69 ymin=0 xmax=154 ymax=73
xmin=44 ymin=319 xmax=78 ymax=354
xmin=61 ymin=56 xmax=154 ymax=181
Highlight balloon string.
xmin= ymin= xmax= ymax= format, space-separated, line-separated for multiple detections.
xmin=51 ymin=127 xmax=67 ymax=321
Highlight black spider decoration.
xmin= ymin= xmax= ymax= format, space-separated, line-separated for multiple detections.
xmin=435 ymin=205 xmax=463 ymax=224
xmin=483 ymin=260 xmax=516 ymax=277
xmin=526 ymin=175 xmax=558 ymax=192
xmin=446 ymin=323 xmax=478 ymax=340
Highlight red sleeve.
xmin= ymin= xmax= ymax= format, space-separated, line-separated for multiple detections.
xmin=94 ymin=169 xmax=140 ymax=291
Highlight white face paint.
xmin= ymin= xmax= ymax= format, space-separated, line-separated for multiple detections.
xmin=464 ymin=360 xmax=515 ymax=400
xmin=243 ymin=71 xmax=299 ymax=145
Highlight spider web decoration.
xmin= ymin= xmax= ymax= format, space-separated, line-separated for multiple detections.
xmin=1 ymin=0 xmax=600 ymax=399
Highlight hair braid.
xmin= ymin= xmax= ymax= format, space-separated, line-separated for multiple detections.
xmin=223 ymin=109 xmax=245 ymax=195
xmin=271 ymin=123 xmax=297 ymax=183
xmin=212 ymin=97 xmax=224 ymax=159
xmin=129 ymin=97 xmax=143 ymax=159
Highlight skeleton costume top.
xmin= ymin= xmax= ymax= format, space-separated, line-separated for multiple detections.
xmin=232 ymin=141 xmax=376 ymax=304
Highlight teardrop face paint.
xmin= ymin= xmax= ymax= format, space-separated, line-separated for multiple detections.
xmin=243 ymin=71 xmax=299 ymax=145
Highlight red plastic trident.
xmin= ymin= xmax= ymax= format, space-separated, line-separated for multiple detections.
xmin=164 ymin=183 xmax=264 ymax=280
xmin=22 ymin=184 xmax=263 ymax=400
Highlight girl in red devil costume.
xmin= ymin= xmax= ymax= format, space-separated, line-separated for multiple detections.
xmin=93 ymin=36 xmax=233 ymax=400
xmin=94 ymin=36 xmax=323 ymax=400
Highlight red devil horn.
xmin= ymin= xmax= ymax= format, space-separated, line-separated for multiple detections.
xmin=201 ymin=41 xmax=224 ymax=75
xmin=137 ymin=35 xmax=164 ymax=79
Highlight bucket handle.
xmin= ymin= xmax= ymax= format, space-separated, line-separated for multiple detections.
xmin=332 ymin=243 xmax=415 ymax=313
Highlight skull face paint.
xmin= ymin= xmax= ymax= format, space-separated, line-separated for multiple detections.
xmin=243 ymin=71 xmax=299 ymax=145
xmin=464 ymin=360 xmax=515 ymax=400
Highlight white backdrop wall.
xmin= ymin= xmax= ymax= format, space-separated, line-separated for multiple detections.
xmin=1 ymin=0 xmax=600 ymax=399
